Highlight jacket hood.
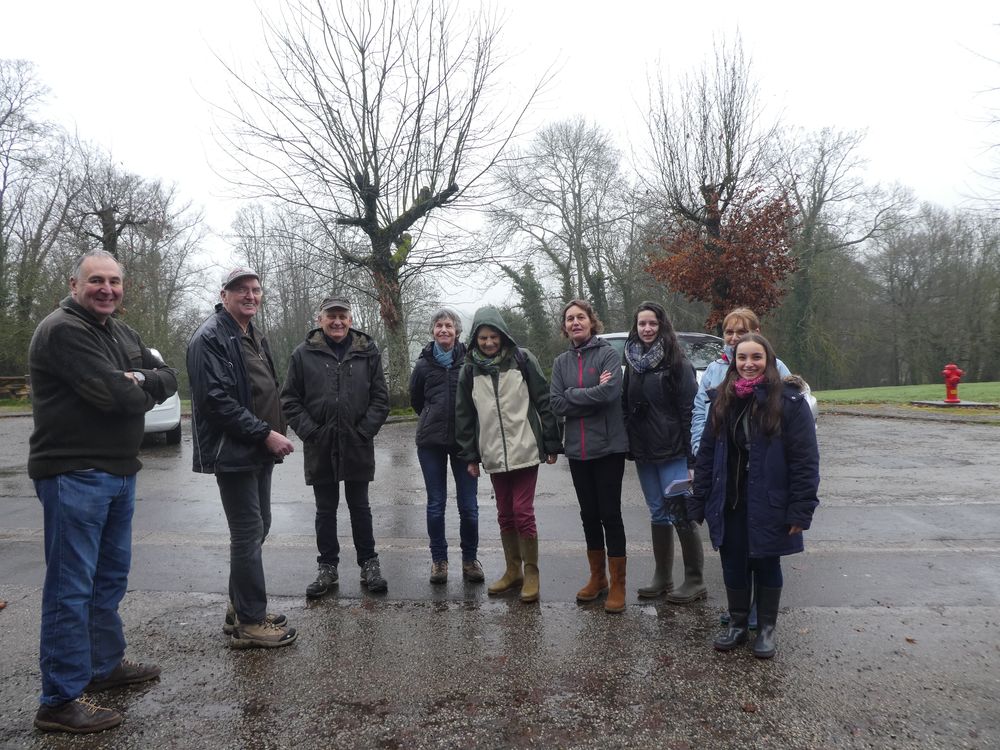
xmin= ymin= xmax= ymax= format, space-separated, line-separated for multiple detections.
xmin=572 ymin=335 xmax=610 ymax=352
xmin=305 ymin=327 xmax=379 ymax=356
xmin=466 ymin=306 xmax=518 ymax=347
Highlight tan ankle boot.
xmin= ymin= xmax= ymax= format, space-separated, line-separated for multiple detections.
xmin=576 ymin=549 xmax=609 ymax=602
xmin=605 ymin=556 xmax=627 ymax=614
xmin=488 ymin=531 xmax=523 ymax=595
xmin=519 ymin=535 xmax=539 ymax=603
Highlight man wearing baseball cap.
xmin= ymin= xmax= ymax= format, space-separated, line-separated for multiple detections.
xmin=281 ymin=295 xmax=390 ymax=596
xmin=186 ymin=267 xmax=297 ymax=648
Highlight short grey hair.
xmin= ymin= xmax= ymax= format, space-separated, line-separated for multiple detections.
xmin=71 ymin=250 xmax=123 ymax=280
xmin=430 ymin=307 xmax=463 ymax=337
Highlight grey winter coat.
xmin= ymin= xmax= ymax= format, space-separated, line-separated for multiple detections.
xmin=550 ymin=336 xmax=628 ymax=461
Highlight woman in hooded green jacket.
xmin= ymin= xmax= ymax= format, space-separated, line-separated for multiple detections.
xmin=454 ymin=307 xmax=562 ymax=603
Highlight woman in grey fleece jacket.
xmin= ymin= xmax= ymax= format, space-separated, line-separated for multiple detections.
xmin=550 ymin=299 xmax=630 ymax=614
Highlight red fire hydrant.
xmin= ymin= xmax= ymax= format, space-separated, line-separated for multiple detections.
xmin=942 ymin=363 xmax=964 ymax=404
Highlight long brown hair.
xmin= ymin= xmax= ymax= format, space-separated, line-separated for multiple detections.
xmin=627 ymin=301 xmax=685 ymax=383
xmin=710 ymin=333 xmax=784 ymax=437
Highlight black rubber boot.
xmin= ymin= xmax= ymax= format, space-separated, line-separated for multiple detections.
xmin=713 ymin=587 xmax=751 ymax=651
xmin=664 ymin=523 xmax=707 ymax=603
xmin=752 ymin=585 xmax=782 ymax=659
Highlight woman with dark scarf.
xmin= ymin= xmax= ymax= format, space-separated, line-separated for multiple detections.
xmin=688 ymin=333 xmax=819 ymax=658
xmin=620 ymin=302 xmax=699 ymax=601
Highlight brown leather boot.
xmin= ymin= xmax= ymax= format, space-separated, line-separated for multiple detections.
xmin=576 ymin=549 xmax=609 ymax=602
xmin=605 ymin=556 xmax=627 ymax=614
xmin=488 ymin=532 xmax=523 ymax=595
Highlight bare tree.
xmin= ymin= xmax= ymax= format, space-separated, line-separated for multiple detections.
xmin=215 ymin=0 xmax=542 ymax=393
xmin=68 ymin=144 xmax=160 ymax=258
xmin=645 ymin=36 xmax=777 ymax=233
xmin=769 ymin=127 xmax=908 ymax=377
xmin=644 ymin=37 xmax=784 ymax=328
xmin=489 ymin=118 xmax=632 ymax=323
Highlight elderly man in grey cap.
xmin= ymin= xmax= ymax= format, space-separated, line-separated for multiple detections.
xmin=187 ymin=268 xmax=297 ymax=648
xmin=281 ymin=296 xmax=390 ymax=597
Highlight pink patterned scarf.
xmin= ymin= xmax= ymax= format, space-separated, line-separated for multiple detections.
xmin=733 ymin=374 xmax=765 ymax=398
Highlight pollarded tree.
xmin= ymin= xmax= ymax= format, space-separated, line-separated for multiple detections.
xmin=216 ymin=0 xmax=542 ymax=394
xmin=644 ymin=37 xmax=787 ymax=328
xmin=648 ymin=188 xmax=797 ymax=327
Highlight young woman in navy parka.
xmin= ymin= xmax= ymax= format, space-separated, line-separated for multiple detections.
xmin=687 ymin=333 xmax=819 ymax=658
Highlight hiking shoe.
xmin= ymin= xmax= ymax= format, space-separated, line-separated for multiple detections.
xmin=34 ymin=697 xmax=122 ymax=734
xmin=429 ymin=560 xmax=448 ymax=584
xmin=462 ymin=559 xmax=485 ymax=583
xmin=85 ymin=659 xmax=161 ymax=692
xmin=306 ymin=563 xmax=339 ymax=599
xmin=360 ymin=557 xmax=387 ymax=592
xmin=231 ymin=620 xmax=297 ymax=649
xmin=223 ymin=602 xmax=288 ymax=635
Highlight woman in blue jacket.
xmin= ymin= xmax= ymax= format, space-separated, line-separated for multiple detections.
xmin=688 ymin=333 xmax=819 ymax=658
xmin=409 ymin=308 xmax=482 ymax=585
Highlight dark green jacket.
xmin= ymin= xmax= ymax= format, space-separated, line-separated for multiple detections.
xmin=281 ymin=328 xmax=389 ymax=484
xmin=29 ymin=297 xmax=178 ymax=479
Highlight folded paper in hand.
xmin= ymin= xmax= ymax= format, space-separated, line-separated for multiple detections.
xmin=664 ymin=478 xmax=692 ymax=496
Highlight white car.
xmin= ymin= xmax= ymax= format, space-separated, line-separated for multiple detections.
xmin=598 ymin=331 xmax=725 ymax=385
xmin=143 ymin=348 xmax=182 ymax=444
xmin=598 ymin=331 xmax=818 ymax=420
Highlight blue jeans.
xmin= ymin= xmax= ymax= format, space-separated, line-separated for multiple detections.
xmin=35 ymin=470 xmax=136 ymax=706
xmin=635 ymin=459 xmax=689 ymax=526
xmin=417 ymin=446 xmax=479 ymax=562
xmin=216 ymin=466 xmax=273 ymax=624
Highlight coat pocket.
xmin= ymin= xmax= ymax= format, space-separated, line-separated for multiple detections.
xmin=767 ymin=489 xmax=789 ymax=508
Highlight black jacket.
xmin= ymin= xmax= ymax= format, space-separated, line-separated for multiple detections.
xmin=187 ymin=305 xmax=280 ymax=474
xmin=281 ymin=328 xmax=389 ymax=484
xmin=409 ymin=341 xmax=466 ymax=450
xmin=622 ymin=356 xmax=698 ymax=466
xmin=28 ymin=297 xmax=178 ymax=479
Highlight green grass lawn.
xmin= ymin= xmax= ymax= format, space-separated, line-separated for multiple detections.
xmin=815 ymin=381 xmax=1000 ymax=404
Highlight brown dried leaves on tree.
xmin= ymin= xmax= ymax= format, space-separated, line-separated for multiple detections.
xmin=648 ymin=189 xmax=798 ymax=328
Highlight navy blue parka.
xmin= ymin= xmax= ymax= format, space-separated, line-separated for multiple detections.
xmin=687 ymin=380 xmax=820 ymax=557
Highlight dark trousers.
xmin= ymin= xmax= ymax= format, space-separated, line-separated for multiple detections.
xmin=719 ymin=500 xmax=783 ymax=589
xmin=216 ymin=465 xmax=273 ymax=625
xmin=568 ymin=453 xmax=627 ymax=557
xmin=313 ymin=481 xmax=376 ymax=567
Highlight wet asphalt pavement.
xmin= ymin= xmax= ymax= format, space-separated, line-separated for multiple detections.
xmin=1 ymin=412 xmax=998 ymax=749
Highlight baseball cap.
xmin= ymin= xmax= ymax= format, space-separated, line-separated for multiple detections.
xmin=319 ymin=296 xmax=352 ymax=312
xmin=221 ymin=268 xmax=259 ymax=290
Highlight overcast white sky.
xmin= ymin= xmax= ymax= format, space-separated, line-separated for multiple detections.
xmin=5 ymin=0 xmax=999 ymax=307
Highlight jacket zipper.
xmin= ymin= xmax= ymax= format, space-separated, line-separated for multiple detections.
xmin=493 ymin=370 xmax=509 ymax=471
xmin=576 ymin=350 xmax=586 ymax=460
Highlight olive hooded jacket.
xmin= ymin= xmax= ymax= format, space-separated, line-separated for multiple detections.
xmin=454 ymin=307 xmax=562 ymax=474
